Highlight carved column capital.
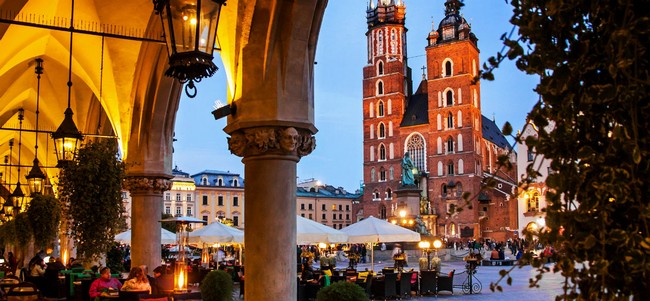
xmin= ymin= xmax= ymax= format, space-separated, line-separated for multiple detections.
xmin=123 ymin=176 xmax=173 ymax=194
xmin=227 ymin=126 xmax=316 ymax=158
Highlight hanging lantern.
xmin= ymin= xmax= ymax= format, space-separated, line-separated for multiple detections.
xmin=153 ymin=0 xmax=226 ymax=98
xmin=26 ymin=159 xmax=46 ymax=195
xmin=2 ymin=197 xmax=13 ymax=218
xmin=26 ymin=58 xmax=47 ymax=195
xmin=52 ymin=108 xmax=83 ymax=167
xmin=11 ymin=182 xmax=25 ymax=213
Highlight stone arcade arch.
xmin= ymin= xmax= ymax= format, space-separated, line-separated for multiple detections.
xmin=0 ymin=1 xmax=327 ymax=300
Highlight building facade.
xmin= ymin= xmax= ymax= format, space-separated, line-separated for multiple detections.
xmin=191 ymin=170 xmax=245 ymax=229
xmin=124 ymin=168 xmax=357 ymax=232
xmin=359 ymin=0 xmax=518 ymax=241
xmin=297 ymin=179 xmax=360 ymax=229
xmin=163 ymin=167 xmax=197 ymax=219
xmin=516 ymin=122 xmax=551 ymax=236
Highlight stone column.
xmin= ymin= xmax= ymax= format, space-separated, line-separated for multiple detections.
xmin=123 ymin=176 xmax=172 ymax=273
xmin=228 ymin=126 xmax=315 ymax=301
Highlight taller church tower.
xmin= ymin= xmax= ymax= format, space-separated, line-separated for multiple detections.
xmin=361 ymin=0 xmax=411 ymax=219
xmin=359 ymin=0 xmax=518 ymax=241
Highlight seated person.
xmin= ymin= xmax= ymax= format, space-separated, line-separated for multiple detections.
xmin=151 ymin=266 xmax=173 ymax=294
xmin=46 ymin=257 xmax=66 ymax=271
xmin=121 ymin=266 xmax=151 ymax=293
xmin=300 ymin=263 xmax=324 ymax=285
xmin=29 ymin=258 xmax=46 ymax=277
xmin=490 ymin=249 xmax=500 ymax=260
xmin=89 ymin=267 xmax=122 ymax=298
xmin=300 ymin=263 xmax=316 ymax=284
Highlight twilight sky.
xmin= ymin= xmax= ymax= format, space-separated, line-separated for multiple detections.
xmin=172 ymin=0 xmax=539 ymax=192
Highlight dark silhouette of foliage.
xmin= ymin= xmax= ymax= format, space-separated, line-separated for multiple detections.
xmin=58 ymin=139 xmax=126 ymax=265
xmin=316 ymin=281 xmax=368 ymax=301
xmin=13 ymin=213 xmax=32 ymax=249
xmin=482 ymin=0 xmax=650 ymax=299
xmin=26 ymin=193 xmax=61 ymax=250
xmin=200 ymin=270 xmax=233 ymax=301
xmin=106 ymin=242 xmax=126 ymax=273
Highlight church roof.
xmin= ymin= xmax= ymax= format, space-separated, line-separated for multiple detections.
xmin=297 ymin=185 xmax=360 ymax=199
xmin=481 ymin=116 xmax=512 ymax=150
xmin=400 ymin=80 xmax=429 ymax=127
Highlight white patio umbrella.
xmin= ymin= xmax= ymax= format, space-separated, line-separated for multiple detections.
xmin=188 ymin=222 xmax=245 ymax=267
xmin=297 ymin=215 xmax=348 ymax=245
xmin=114 ymin=228 xmax=177 ymax=244
xmin=187 ymin=222 xmax=244 ymax=244
xmin=341 ymin=216 xmax=421 ymax=271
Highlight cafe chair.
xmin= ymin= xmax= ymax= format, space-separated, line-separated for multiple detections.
xmin=6 ymin=282 xmax=41 ymax=301
xmin=354 ymin=273 xmax=373 ymax=298
xmin=1 ymin=275 xmax=21 ymax=295
xmin=396 ymin=271 xmax=413 ymax=299
xmin=371 ymin=272 xmax=397 ymax=300
xmin=436 ymin=269 xmax=455 ymax=294
xmin=419 ymin=270 xmax=437 ymax=295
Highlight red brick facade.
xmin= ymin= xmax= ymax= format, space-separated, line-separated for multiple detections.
xmin=358 ymin=0 xmax=518 ymax=242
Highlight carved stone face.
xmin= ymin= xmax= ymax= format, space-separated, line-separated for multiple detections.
xmin=280 ymin=127 xmax=299 ymax=152
xmin=228 ymin=132 xmax=246 ymax=156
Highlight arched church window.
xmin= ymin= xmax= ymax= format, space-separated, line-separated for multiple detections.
xmin=406 ymin=134 xmax=426 ymax=172
xmin=447 ymin=112 xmax=454 ymax=129
xmin=371 ymin=168 xmax=376 ymax=182
xmin=386 ymin=188 xmax=392 ymax=199
xmin=447 ymin=161 xmax=455 ymax=175
xmin=379 ymin=144 xmax=387 ymax=161
xmin=445 ymin=60 xmax=452 ymax=77
xmin=447 ymin=137 xmax=454 ymax=153
xmin=379 ymin=167 xmax=386 ymax=181
xmin=377 ymin=81 xmax=384 ymax=95
xmin=378 ymin=123 xmax=386 ymax=138
xmin=446 ymin=90 xmax=453 ymax=106
xmin=378 ymin=101 xmax=385 ymax=116
xmin=378 ymin=61 xmax=384 ymax=75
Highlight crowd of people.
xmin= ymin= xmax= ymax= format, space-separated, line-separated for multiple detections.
xmin=88 ymin=264 xmax=175 ymax=298
xmin=297 ymin=244 xmax=368 ymax=269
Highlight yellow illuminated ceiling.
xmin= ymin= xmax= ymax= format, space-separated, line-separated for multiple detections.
xmin=0 ymin=0 xmax=174 ymax=191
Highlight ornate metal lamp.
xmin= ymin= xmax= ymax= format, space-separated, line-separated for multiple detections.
xmin=26 ymin=58 xmax=47 ymax=194
xmin=153 ymin=0 xmax=227 ymax=98
xmin=52 ymin=3 xmax=83 ymax=168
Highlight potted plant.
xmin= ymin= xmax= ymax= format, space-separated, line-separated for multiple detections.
xmin=26 ymin=193 xmax=61 ymax=251
xmin=316 ymin=281 xmax=369 ymax=301
xmin=58 ymin=139 xmax=126 ymax=267
xmin=200 ymin=270 xmax=233 ymax=301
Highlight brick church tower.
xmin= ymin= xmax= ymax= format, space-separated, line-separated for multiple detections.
xmin=359 ymin=0 xmax=518 ymax=242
